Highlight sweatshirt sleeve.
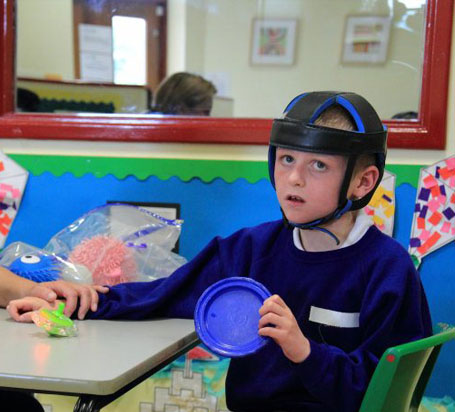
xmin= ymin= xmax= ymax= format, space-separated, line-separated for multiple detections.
xmin=293 ymin=257 xmax=432 ymax=411
xmin=87 ymin=236 xmax=227 ymax=320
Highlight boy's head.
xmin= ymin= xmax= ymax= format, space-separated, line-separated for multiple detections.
xmin=268 ymin=91 xmax=387 ymax=229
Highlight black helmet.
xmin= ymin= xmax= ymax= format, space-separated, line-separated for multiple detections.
xmin=269 ymin=91 xmax=387 ymax=230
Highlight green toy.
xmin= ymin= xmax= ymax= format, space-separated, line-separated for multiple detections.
xmin=31 ymin=302 xmax=78 ymax=337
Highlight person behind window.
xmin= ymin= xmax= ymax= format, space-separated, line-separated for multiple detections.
xmin=391 ymin=111 xmax=418 ymax=120
xmin=152 ymin=72 xmax=217 ymax=116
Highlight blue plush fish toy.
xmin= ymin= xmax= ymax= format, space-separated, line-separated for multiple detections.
xmin=7 ymin=253 xmax=61 ymax=282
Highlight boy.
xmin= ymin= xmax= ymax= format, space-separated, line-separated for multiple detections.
xmin=8 ymin=92 xmax=431 ymax=412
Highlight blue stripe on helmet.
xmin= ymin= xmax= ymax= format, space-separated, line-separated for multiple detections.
xmin=334 ymin=96 xmax=365 ymax=132
xmin=309 ymin=96 xmax=337 ymax=123
xmin=283 ymin=92 xmax=308 ymax=113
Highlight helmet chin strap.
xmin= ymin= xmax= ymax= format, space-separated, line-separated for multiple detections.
xmin=283 ymin=154 xmax=358 ymax=246
xmin=284 ymin=199 xmax=353 ymax=246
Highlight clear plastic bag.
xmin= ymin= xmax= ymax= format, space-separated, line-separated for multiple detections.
xmin=0 ymin=204 xmax=187 ymax=285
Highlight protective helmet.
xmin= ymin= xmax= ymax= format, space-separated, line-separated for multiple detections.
xmin=268 ymin=91 xmax=387 ymax=230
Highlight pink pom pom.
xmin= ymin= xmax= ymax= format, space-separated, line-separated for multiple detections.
xmin=69 ymin=235 xmax=137 ymax=286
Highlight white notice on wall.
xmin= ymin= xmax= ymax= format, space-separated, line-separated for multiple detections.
xmin=79 ymin=24 xmax=113 ymax=82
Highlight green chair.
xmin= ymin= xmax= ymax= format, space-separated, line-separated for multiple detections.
xmin=359 ymin=328 xmax=455 ymax=412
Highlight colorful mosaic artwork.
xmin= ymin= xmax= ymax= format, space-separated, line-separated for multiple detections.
xmin=364 ymin=170 xmax=396 ymax=236
xmin=0 ymin=152 xmax=28 ymax=247
xmin=409 ymin=156 xmax=455 ymax=263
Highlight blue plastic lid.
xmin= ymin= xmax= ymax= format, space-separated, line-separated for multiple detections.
xmin=194 ymin=277 xmax=272 ymax=357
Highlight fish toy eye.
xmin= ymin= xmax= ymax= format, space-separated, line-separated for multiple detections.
xmin=20 ymin=254 xmax=41 ymax=264
xmin=8 ymin=253 xmax=61 ymax=282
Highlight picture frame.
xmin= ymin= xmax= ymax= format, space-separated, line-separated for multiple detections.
xmin=341 ymin=15 xmax=392 ymax=64
xmin=251 ymin=18 xmax=297 ymax=65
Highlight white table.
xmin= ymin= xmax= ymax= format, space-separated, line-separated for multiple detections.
xmin=0 ymin=309 xmax=198 ymax=411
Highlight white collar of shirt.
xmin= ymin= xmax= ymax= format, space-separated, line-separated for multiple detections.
xmin=293 ymin=209 xmax=373 ymax=251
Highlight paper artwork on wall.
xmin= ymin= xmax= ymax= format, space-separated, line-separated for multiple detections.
xmin=364 ymin=170 xmax=396 ymax=236
xmin=409 ymin=156 xmax=455 ymax=263
xmin=0 ymin=152 xmax=28 ymax=247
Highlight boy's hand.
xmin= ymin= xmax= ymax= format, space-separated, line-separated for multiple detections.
xmin=27 ymin=281 xmax=109 ymax=320
xmin=258 ymin=294 xmax=311 ymax=363
xmin=7 ymin=297 xmax=58 ymax=323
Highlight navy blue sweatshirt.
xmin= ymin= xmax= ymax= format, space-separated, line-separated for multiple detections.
xmin=88 ymin=221 xmax=432 ymax=412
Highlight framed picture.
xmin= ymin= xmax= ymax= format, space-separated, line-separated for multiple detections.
xmin=251 ymin=18 xmax=297 ymax=65
xmin=341 ymin=15 xmax=392 ymax=64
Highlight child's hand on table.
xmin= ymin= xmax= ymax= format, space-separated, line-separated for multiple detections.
xmin=7 ymin=297 xmax=59 ymax=322
xmin=27 ymin=280 xmax=109 ymax=320
xmin=258 ymin=294 xmax=311 ymax=363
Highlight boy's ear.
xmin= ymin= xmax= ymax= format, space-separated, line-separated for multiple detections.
xmin=350 ymin=165 xmax=380 ymax=200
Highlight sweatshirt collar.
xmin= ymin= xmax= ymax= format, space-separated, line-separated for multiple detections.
xmin=293 ymin=210 xmax=373 ymax=251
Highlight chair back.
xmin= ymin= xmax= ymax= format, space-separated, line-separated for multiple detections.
xmin=359 ymin=329 xmax=455 ymax=412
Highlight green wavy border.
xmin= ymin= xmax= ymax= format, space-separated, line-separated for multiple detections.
xmin=9 ymin=154 xmax=422 ymax=186
xmin=9 ymin=154 xmax=269 ymax=183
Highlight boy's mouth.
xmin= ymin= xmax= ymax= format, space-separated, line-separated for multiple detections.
xmin=286 ymin=195 xmax=304 ymax=203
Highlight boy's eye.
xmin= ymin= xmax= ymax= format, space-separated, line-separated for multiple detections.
xmin=313 ymin=160 xmax=327 ymax=171
xmin=281 ymin=155 xmax=294 ymax=164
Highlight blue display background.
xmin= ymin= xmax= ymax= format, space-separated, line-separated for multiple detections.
xmin=5 ymin=172 xmax=454 ymax=398
xmin=6 ymin=173 xmax=281 ymax=258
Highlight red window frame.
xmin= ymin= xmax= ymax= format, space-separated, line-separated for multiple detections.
xmin=0 ymin=0 xmax=452 ymax=149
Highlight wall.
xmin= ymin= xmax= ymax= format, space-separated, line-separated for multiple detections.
xmin=16 ymin=0 xmax=74 ymax=80
xmin=197 ymin=0 xmax=423 ymax=118
xmin=167 ymin=0 xmax=186 ymax=73
xmin=184 ymin=1 xmax=207 ymax=73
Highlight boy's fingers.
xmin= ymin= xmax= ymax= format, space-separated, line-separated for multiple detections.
xmin=39 ymin=281 xmax=104 ymax=317
xmin=258 ymin=312 xmax=282 ymax=329
xmin=90 ymin=287 xmax=99 ymax=312
xmin=77 ymin=286 xmax=93 ymax=319
xmin=93 ymin=285 xmax=109 ymax=294
xmin=29 ymin=285 xmax=57 ymax=302
xmin=261 ymin=295 xmax=287 ymax=310
xmin=40 ymin=281 xmax=77 ymax=315
xmin=18 ymin=312 xmax=34 ymax=323
xmin=258 ymin=326 xmax=283 ymax=340
xmin=7 ymin=301 xmax=35 ymax=322
xmin=61 ymin=289 xmax=78 ymax=317
xmin=6 ymin=303 xmax=20 ymax=321
xmin=269 ymin=294 xmax=287 ymax=308
xmin=259 ymin=300 xmax=287 ymax=316
xmin=78 ymin=284 xmax=103 ymax=318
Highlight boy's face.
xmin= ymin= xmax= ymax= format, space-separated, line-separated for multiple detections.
xmin=274 ymin=147 xmax=347 ymax=224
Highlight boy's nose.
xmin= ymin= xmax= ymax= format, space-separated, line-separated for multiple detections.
xmin=289 ymin=168 xmax=305 ymax=186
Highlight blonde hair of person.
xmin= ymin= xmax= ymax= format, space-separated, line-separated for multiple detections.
xmin=153 ymin=72 xmax=217 ymax=115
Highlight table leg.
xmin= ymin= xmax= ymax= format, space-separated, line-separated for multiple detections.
xmin=73 ymin=337 xmax=199 ymax=412
xmin=73 ymin=395 xmax=103 ymax=412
